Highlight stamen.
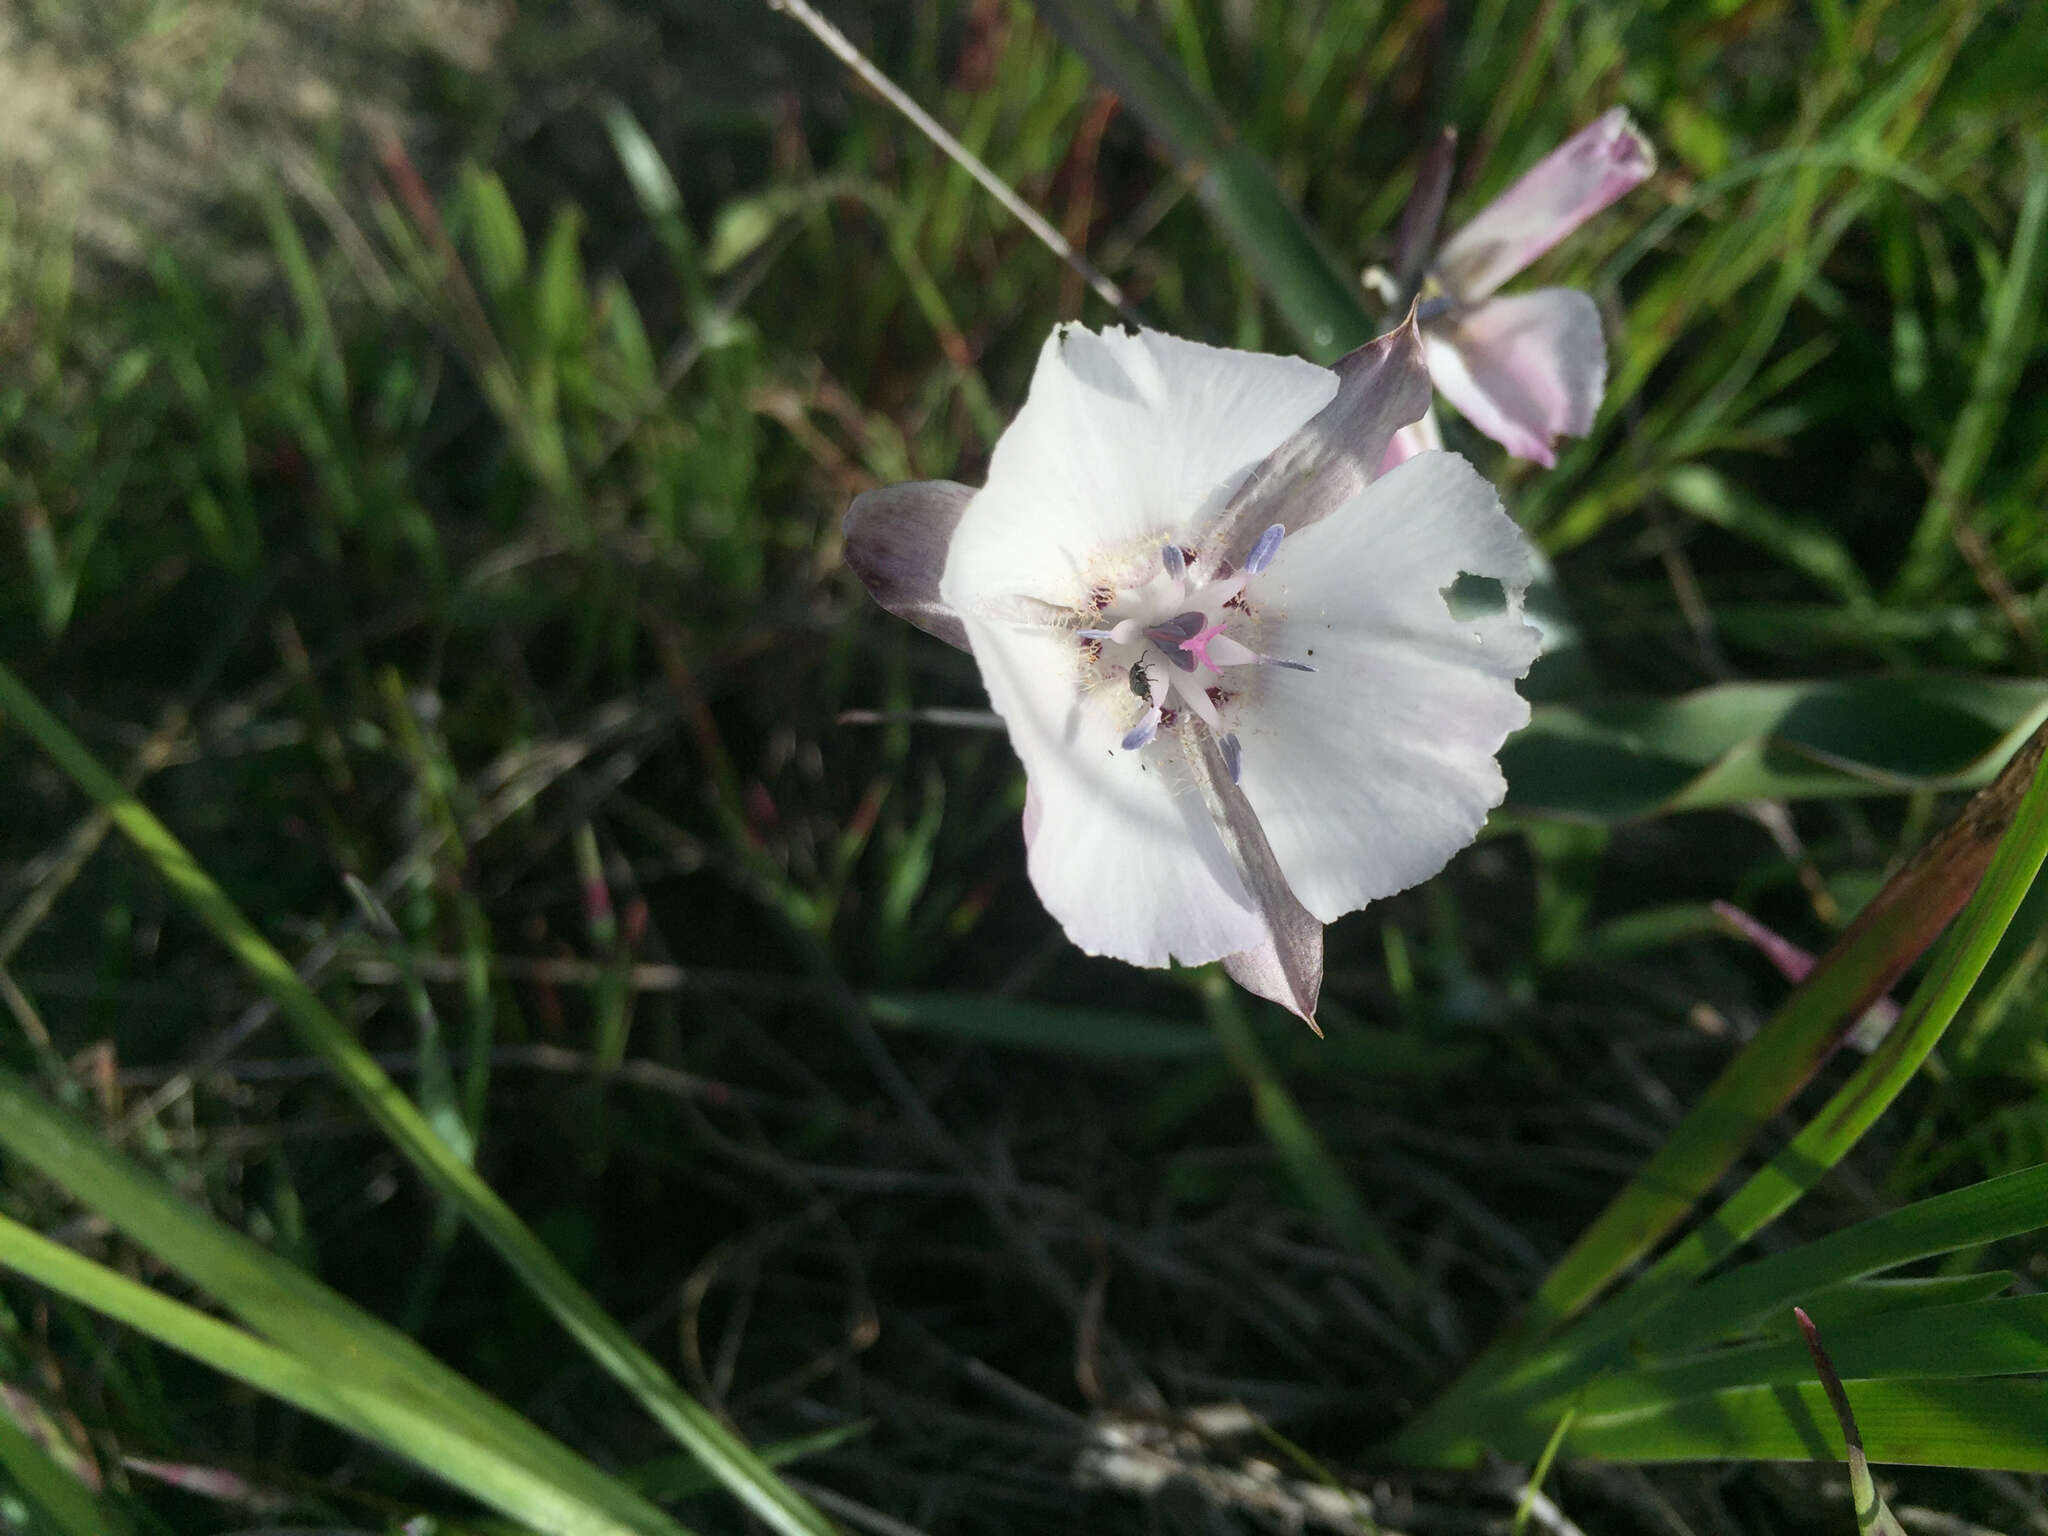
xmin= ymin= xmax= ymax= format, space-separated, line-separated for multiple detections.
xmin=1246 ymin=524 xmax=1285 ymax=575
xmin=1161 ymin=543 xmax=1187 ymax=581
xmin=1220 ymin=733 xmax=1242 ymax=783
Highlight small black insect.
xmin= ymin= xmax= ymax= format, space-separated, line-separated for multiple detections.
xmin=1127 ymin=652 xmax=1156 ymax=700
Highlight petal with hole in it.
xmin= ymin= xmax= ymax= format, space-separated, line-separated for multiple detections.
xmin=1240 ymin=452 xmax=1541 ymax=923
xmin=1425 ymin=289 xmax=1607 ymax=467
xmin=1434 ymin=107 xmax=1655 ymax=303
xmin=941 ymin=326 xmax=1335 ymax=614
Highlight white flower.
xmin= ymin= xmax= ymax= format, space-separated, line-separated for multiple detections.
xmin=844 ymin=318 xmax=1540 ymax=1025
xmin=1383 ymin=108 xmax=1656 ymax=469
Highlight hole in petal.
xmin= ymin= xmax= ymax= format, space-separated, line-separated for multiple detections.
xmin=1442 ymin=572 xmax=1507 ymax=621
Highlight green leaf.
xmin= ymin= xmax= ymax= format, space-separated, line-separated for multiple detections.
xmin=1391 ymin=728 xmax=2048 ymax=1464
xmin=1899 ymin=145 xmax=2048 ymax=596
xmin=1504 ymin=678 xmax=2048 ymax=822
xmin=1509 ymin=725 xmax=2048 ymax=1350
xmin=461 ymin=166 xmax=529 ymax=301
xmin=1578 ymin=1294 xmax=2048 ymax=1417
xmin=1745 ymin=1274 xmax=2016 ymax=1341
xmin=535 ymin=208 xmax=589 ymax=352
xmin=0 ymin=1067 xmax=684 ymax=1536
xmin=0 ymin=662 xmax=837 ymax=1536
xmin=1640 ymin=1165 xmax=2048 ymax=1358
xmin=1561 ymin=1379 xmax=2048 ymax=1472
xmin=0 ymin=1214 xmax=686 ymax=1536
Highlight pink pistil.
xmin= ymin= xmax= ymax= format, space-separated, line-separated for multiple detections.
xmin=1182 ymin=618 xmax=1232 ymax=674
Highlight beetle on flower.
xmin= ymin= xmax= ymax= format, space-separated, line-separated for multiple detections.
xmin=844 ymin=316 xmax=1540 ymax=1027
xmin=1377 ymin=108 xmax=1656 ymax=469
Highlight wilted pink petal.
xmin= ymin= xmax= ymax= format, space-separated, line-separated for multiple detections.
xmin=1435 ymin=107 xmax=1655 ymax=304
xmin=1423 ymin=289 xmax=1606 ymax=466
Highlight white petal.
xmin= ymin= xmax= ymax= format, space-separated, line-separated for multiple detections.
xmin=962 ymin=613 xmax=1267 ymax=967
xmin=1434 ymin=107 xmax=1656 ymax=303
xmin=1424 ymin=290 xmax=1607 ymax=467
xmin=1237 ymin=452 xmax=1542 ymax=924
xmin=940 ymin=326 xmax=1335 ymax=614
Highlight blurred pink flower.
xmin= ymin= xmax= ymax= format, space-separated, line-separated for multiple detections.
xmin=1385 ymin=108 xmax=1655 ymax=469
xmin=845 ymin=319 xmax=1540 ymax=1025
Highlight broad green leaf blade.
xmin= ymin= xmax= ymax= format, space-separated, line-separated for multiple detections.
xmin=0 ymin=1393 xmax=120 ymax=1536
xmin=1578 ymin=1294 xmax=2048 ymax=1417
xmin=1561 ymin=1379 xmax=2048 ymax=1472
xmin=0 ymin=1215 xmax=682 ymax=1536
xmin=0 ymin=662 xmax=837 ymax=1536
xmin=0 ymin=1067 xmax=687 ymax=1536
xmin=1026 ymin=0 xmax=1372 ymax=359
xmin=1746 ymin=1274 xmax=2015 ymax=1340
xmin=1640 ymin=1164 xmax=2048 ymax=1358
xmin=1404 ymin=1163 xmax=2048 ymax=1461
xmin=1504 ymin=678 xmax=2048 ymax=821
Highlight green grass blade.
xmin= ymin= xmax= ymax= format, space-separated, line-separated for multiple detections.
xmin=0 ymin=662 xmax=837 ymax=1536
xmin=1387 ymin=1167 xmax=2048 ymax=1465
xmin=1390 ymin=730 xmax=2048 ymax=1462
xmin=1026 ymin=0 xmax=1372 ymax=359
xmin=0 ymin=1067 xmax=688 ymax=1536
xmin=1602 ymin=720 xmax=2048 ymax=1305
xmin=1898 ymin=144 xmax=2048 ymax=597
xmin=1744 ymin=1274 xmax=2016 ymax=1340
xmin=1560 ymin=1379 xmax=2048 ymax=1471
xmin=0 ymin=1391 xmax=121 ymax=1536
xmin=1576 ymin=1294 xmax=2048 ymax=1417
xmin=1640 ymin=1164 xmax=2048 ymax=1358
xmin=1506 ymin=723 xmax=2048 ymax=1332
xmin=0 ymin=1214 xmax=684 ymax=1536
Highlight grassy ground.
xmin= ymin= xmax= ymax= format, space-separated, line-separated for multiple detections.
xmin=3 ymin=1 xmax=2048 ymax=1532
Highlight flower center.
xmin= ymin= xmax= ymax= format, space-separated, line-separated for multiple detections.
xmin=1076 ymin=524 xmax=1311 ymax=782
